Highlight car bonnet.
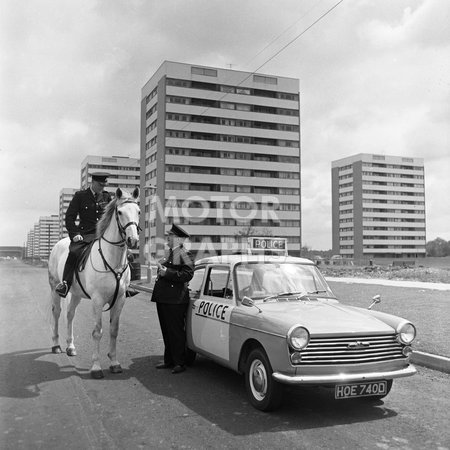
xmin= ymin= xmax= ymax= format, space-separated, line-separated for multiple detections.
xmin=233 ymin=300 xmax=395 ymax=336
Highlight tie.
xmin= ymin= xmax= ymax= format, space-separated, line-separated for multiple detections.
xmin=168 ymin=248 xmax=174 ymax=264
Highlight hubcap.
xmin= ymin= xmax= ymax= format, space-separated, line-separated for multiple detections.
xmin=250 ymin=359 xmax=267 ymax=401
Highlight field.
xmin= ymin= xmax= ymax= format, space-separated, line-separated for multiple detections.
xmin=320 ymin=256 xmax=450 ymax=284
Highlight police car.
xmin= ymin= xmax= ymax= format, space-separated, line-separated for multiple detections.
xmin=186 ymin=238 xmax=416 ymax=411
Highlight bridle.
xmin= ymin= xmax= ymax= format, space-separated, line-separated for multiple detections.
xmin=101 ymin=199 xmax=141 ymax=246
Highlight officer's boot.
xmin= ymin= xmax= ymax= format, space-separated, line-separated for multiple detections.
xmin=55 ymin=253 xmax=76 ymax=298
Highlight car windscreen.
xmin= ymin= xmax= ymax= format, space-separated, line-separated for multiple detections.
xmin=235 ymin=262 xmax=335 ymax=301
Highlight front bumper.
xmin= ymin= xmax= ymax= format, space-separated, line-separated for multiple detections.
xmin=272 ymin=364 xmax=416 ymax=385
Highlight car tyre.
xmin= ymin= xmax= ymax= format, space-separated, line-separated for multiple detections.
xmin=245 ymin=348 xmax=283 ymax=411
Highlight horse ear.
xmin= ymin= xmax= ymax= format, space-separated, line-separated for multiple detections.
xmin=132 ymin=187 xmax=139 ymax=199
xmin=116 ymin=188 xmax=123 ymax=199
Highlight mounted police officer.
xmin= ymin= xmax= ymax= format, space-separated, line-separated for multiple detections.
xmin=151 ymin=224 xmax=194 ymax=374
xmin=55 ymin=172 xmax=112 ymax=297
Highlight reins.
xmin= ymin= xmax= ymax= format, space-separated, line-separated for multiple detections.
xmin=98 ymin=238 xmax=129 ymax=311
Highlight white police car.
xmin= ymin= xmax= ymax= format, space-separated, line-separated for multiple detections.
xmin=186 ymin=253 xmax=416 ymax=411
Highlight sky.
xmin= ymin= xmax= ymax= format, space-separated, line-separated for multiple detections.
xmin=1 ymin=0 xmax=449 ymax=250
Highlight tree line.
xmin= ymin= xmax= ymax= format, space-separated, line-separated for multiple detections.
xmin=426 ymin=237 xmax=450 ymax=257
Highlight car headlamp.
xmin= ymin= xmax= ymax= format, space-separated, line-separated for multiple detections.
xmin=287 ymin=326 xmax=310 ymax=350
xmin=397 ymin=322 xmax=416 ymax=345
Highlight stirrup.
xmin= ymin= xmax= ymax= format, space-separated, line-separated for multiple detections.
xmin=55 ymin=281 xmax=69 ymax=298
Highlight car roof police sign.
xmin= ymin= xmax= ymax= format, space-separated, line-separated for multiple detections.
xmin=247 ymin=237 xmax=288 ymax=255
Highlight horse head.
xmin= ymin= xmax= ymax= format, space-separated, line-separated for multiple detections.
xmin=115 ymin=187 xmax=140 ymax=249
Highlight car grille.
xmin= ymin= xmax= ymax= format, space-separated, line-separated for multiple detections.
xmin=298 ymin=333 xmax=406 ymax=365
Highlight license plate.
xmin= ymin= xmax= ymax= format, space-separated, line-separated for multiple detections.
xmin=335 ymin=381 xmax=387 ymax=399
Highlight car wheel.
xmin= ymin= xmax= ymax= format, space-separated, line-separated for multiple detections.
xmin=362 ymin=380 xmax=393 ymax=401
xmin=245 ymin=348 xmax=283 ymax=411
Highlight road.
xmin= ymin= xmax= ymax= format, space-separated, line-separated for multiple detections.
xmin=1 ymin=260 xmax=449 ymax=450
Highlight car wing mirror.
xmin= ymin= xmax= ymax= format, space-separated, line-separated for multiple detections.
xmin=241 ymin=296 xmax=262 ymax=313
xmin=368 ymin=294 xmax=381 ymax=310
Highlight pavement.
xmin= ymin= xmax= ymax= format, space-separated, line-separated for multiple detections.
xmin=130 ymin=276 xmax=450 ymax=375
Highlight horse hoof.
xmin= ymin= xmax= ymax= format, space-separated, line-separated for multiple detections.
xmin=66 ymin=347 xmax=77 ymax=357
xmin=51 ymin=345 xmax=62 ymax=354
xmin=109 ymin=364 xmax=123 ymax=374
xmin=90 ymin=369 xmax=104 ymax=379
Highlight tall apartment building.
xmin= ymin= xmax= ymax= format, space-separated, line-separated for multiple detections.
xmin=59 ymin=188 xmax=78 ymax=239
xmin=331 ymin=153 xmax=426 ymax=261
xmin=32 ymin=223 xmax=40 ymax=257
xmin=26 ymin=215 xmax=60 ymax=260
xmin=140 ymin=61 xmax=301 ymax=261
xmin=81 ymin=155 xmax=140 ymax=195
xmin=26 ymin=229 xmax=36 ymax=259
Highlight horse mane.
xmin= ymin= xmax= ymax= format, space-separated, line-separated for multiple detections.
xmin=96 ymin=197 xmax=118 ymax=238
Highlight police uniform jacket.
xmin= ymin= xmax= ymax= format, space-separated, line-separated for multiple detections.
xmin=65 ymin=188 xmax=112 ymax=240
xmin=151 ymin=246 xmax=194 ymax=304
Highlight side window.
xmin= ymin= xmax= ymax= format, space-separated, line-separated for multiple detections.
xmin=203 ymin=266 xmax=232 ymax=299
xmin=189 ymin=267 xmax=205 ymax=300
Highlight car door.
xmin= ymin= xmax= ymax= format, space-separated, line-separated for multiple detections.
xmin=189 ymin=265 xmax=234 ymax=362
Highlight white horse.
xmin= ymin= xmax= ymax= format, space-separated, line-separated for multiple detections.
xmin=48 ymin=187 xmax=140 ymax=378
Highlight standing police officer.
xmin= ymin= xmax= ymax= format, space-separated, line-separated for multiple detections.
xmin=55 ymin=172 xmax=112 ymax=297
xmin=151 ymin=224 xmax=194 ymax=374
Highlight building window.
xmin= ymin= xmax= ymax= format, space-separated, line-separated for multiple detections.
xmin=220 ymin=185 xmax=235 ymax=192
xmin=220 ymin=85 xmax=235 ymax=93
xmin=236 ymin=103 xmax=251 ymax=111
xmin=253 ymin=75 xmax=278 ymax=85
xmin=220 ymin=168 xmax=235 ymax=176
xmin=279 ymin=188 xmax=300 ymax=195
xmin=191 ymin=66 xmax=217 ymax=77
xmin=220 ymin=102 xmax=235 ymax=110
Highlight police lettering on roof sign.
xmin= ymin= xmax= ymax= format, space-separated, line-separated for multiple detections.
xmin=247 ymin=237 xmax=288 ymax=255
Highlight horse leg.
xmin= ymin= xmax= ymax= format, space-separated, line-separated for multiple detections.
xmin=108 ymin=296 xmax=126 ymax=374
xmin=90 ymin=300 xmax=104 ymax=379
xmin=51 ymin=292 xmax=62 ymax=354
xmin=66 ymin=294 xmax=81 ymax=356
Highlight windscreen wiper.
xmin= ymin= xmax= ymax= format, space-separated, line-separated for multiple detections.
xmin=262 ymin=291 xmax=307 ymax=302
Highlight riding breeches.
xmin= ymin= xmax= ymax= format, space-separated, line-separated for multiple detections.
xmin=62 ymin=240 xmax=89 ymax=287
